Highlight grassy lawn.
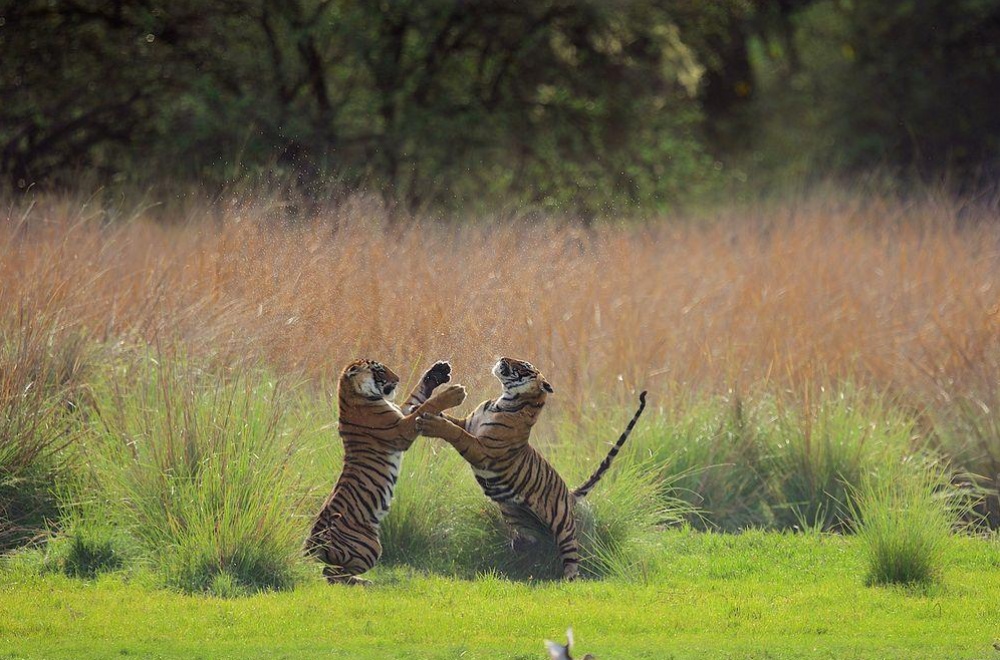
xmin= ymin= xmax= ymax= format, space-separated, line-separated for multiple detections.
xmin=2 ymin=531 xmax=999 ymax=659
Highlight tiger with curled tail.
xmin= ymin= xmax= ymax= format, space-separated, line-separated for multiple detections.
xmin=305 ymin=359 xmax=466 ymax=585
xmin=416 ymin=357 xmax=647 ymax=580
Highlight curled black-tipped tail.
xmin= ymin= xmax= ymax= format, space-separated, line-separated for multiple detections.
xmin=573 ymin=391 xmax=647 ymax=499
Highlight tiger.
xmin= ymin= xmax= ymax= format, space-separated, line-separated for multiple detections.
xmin=305 ymin=359 xmax=466 ymax=585
xmin=416 ymin=357 xmax=647 ymax=580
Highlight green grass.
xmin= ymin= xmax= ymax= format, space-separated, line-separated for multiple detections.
xmin=628 ymin=394 xmax=772 ymax=530
xmin=66 ymin=356 xmax=319 ymax=594
xmin=51 ymin=352 xmax=686 ymax=589
xmin=851 ymin=457 xmax=969 ymax=586
xmin=0 ymin=320 xmax=89 ymax=551
xmin=766 ymin=392 xmax=916 ymax=532
xmin=2 ymin=530 xmax=999 ymax=659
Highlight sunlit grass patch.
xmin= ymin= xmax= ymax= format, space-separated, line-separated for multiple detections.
xmin=767 ymin=390 xmax=917 ymax=531
xmin=851 ymin=457 xmax=967 ymax=586
xmin=71 ymin=355 xmax=313 ymax=594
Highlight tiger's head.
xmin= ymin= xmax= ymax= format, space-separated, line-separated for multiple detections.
xmin=492 ymin=357 xmax=554 ymax=397
xmin=342 ymin=359 xmax=400 ymax=399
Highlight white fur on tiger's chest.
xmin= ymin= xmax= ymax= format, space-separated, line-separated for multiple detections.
xmin=374 ymin=450 xmax=404 ymax=522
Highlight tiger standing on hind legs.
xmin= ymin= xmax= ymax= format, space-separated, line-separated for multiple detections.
xmin=416 ymin=357 xmax=647 ymax=581
xmin=305 ymin=359 xmax=466 ymax=585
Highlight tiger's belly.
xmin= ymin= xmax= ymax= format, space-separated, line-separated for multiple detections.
xmin=373 ymin=450 xmax=404 ymax=522
xmin=473 ymin=467 xmax=524 ymax=505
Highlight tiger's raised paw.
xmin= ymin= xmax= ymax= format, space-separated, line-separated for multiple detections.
xmin=434 ymin=384 xmax=466 ymax=410
xmin=422 ymin=361 xmax=452 ymax=389
xmin=416 ymin=413 xmax=458 ymax=439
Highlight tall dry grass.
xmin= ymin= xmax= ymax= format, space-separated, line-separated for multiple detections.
xmin=1 ymin=191 xmax=998 ymax=416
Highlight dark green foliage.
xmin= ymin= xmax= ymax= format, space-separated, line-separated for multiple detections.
xmin=61 ymin=528 xmax=128 ymax=579
xmin=837 ymin=0 xmax=1000 ymax=183
xmin=5 ymin=1 xmax=994 ymax=212
xmin=0 ymin=1 xmax=709 ymax=213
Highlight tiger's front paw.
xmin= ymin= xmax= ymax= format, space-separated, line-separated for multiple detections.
xmin=422 ymin=361 xmax=452 ymax=389
xmin=416 ymin=413 xmax=456 ymax=440
xmin=434 ymin=384 xmax=466 ymax=410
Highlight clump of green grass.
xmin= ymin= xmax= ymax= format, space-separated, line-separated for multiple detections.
xmin=851 ymin=457 xmax=963 ymax=586
xmin=74 ymin=355 xmax=311 ymax=594
xmin=576 ymin=460 xmax=686 ymax=580
xmin=928 ymin=393 xmax=1000 ymax=528
xmin=377 ymin=441 xmax=483 ymax=573
xmin=766 ymin=390 xmax=916 ymax=531
xmin=0 ymin=320 xmax=91 ymax=551
xmin=59 ymin=523 xmax=132 ymax=579
xmin=630 ymin=395 xmax=772 ymax=530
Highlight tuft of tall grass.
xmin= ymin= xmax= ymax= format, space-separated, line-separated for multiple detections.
xmin=378 ymin=441 xmax=484 ymax=573
xmin=57 ymin=519 xmax=133 ymax=579
xmin=766 ymin=391 xmax=917 ymax=531
xmin=574 ymin=460 xmax=686 ymax=580
xmin=928 ymin=393 xmax=1000 ymax=529
xmin=851 ymin=457 xmax=967 ymax=586
xmin=74 ymin=355 xmax=312 ymax=594
xmin=0 ymin=318 xmax=91 ymax=551
xmin=630 ymin=395 xmax=771 ymax=530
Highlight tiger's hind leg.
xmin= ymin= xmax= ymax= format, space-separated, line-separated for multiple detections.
xmin=499 ymin=503 xmax=543 ymax=553
xmin=312 ymin=523 xmax=382 ymax=585
xmin=322 ymin=566 xmax=371 ymax=586
xmin=547 ymin=500 xmax=582 ymax=581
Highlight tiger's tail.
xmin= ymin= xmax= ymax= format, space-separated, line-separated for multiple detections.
xmin=572 ymin=391 xmax=647 ymax=499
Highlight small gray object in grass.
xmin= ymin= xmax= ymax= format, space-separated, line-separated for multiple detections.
xmin=544 ymin=627 xmax=595 ymax=660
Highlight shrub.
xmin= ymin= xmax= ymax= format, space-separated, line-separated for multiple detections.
xmin=928 ymin=393 xmax=1000 ymax=529
xmin=378 ymin=441 xmax=482 ymax=573
xmin=76 ymin=356 xmax=311 ymax=593
xmin=0 ymin=320 xmax=89 ymax=551
xmin=630 ymin=395 xmax=772 ymax=531
xmin=60 ymin=524 xmax=132 ymax=579
xmin=766 ymin=391 xmax=916 ymax=531
xmin=851 ymin=457 xmax=964 ymax=586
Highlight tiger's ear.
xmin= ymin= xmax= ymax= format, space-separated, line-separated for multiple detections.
xmin=345 ymin=363 xmax=363 ymax=376
xmin=542 ymin=380 xmax=554 ymax=394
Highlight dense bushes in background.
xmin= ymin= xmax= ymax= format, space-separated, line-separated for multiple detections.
xmin=3 ymin=1 xmax=998 ymax=212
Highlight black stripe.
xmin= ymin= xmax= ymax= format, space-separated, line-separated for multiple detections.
xmin=573 ymin=391 xmax=647 ymax=498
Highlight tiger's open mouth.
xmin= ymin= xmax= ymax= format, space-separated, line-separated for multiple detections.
xmin=382 ymin=383 xmax=396 ymax=397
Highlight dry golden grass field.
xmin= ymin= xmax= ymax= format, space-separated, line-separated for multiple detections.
xmin=3 ymin=191 xmax=997 ymax=413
